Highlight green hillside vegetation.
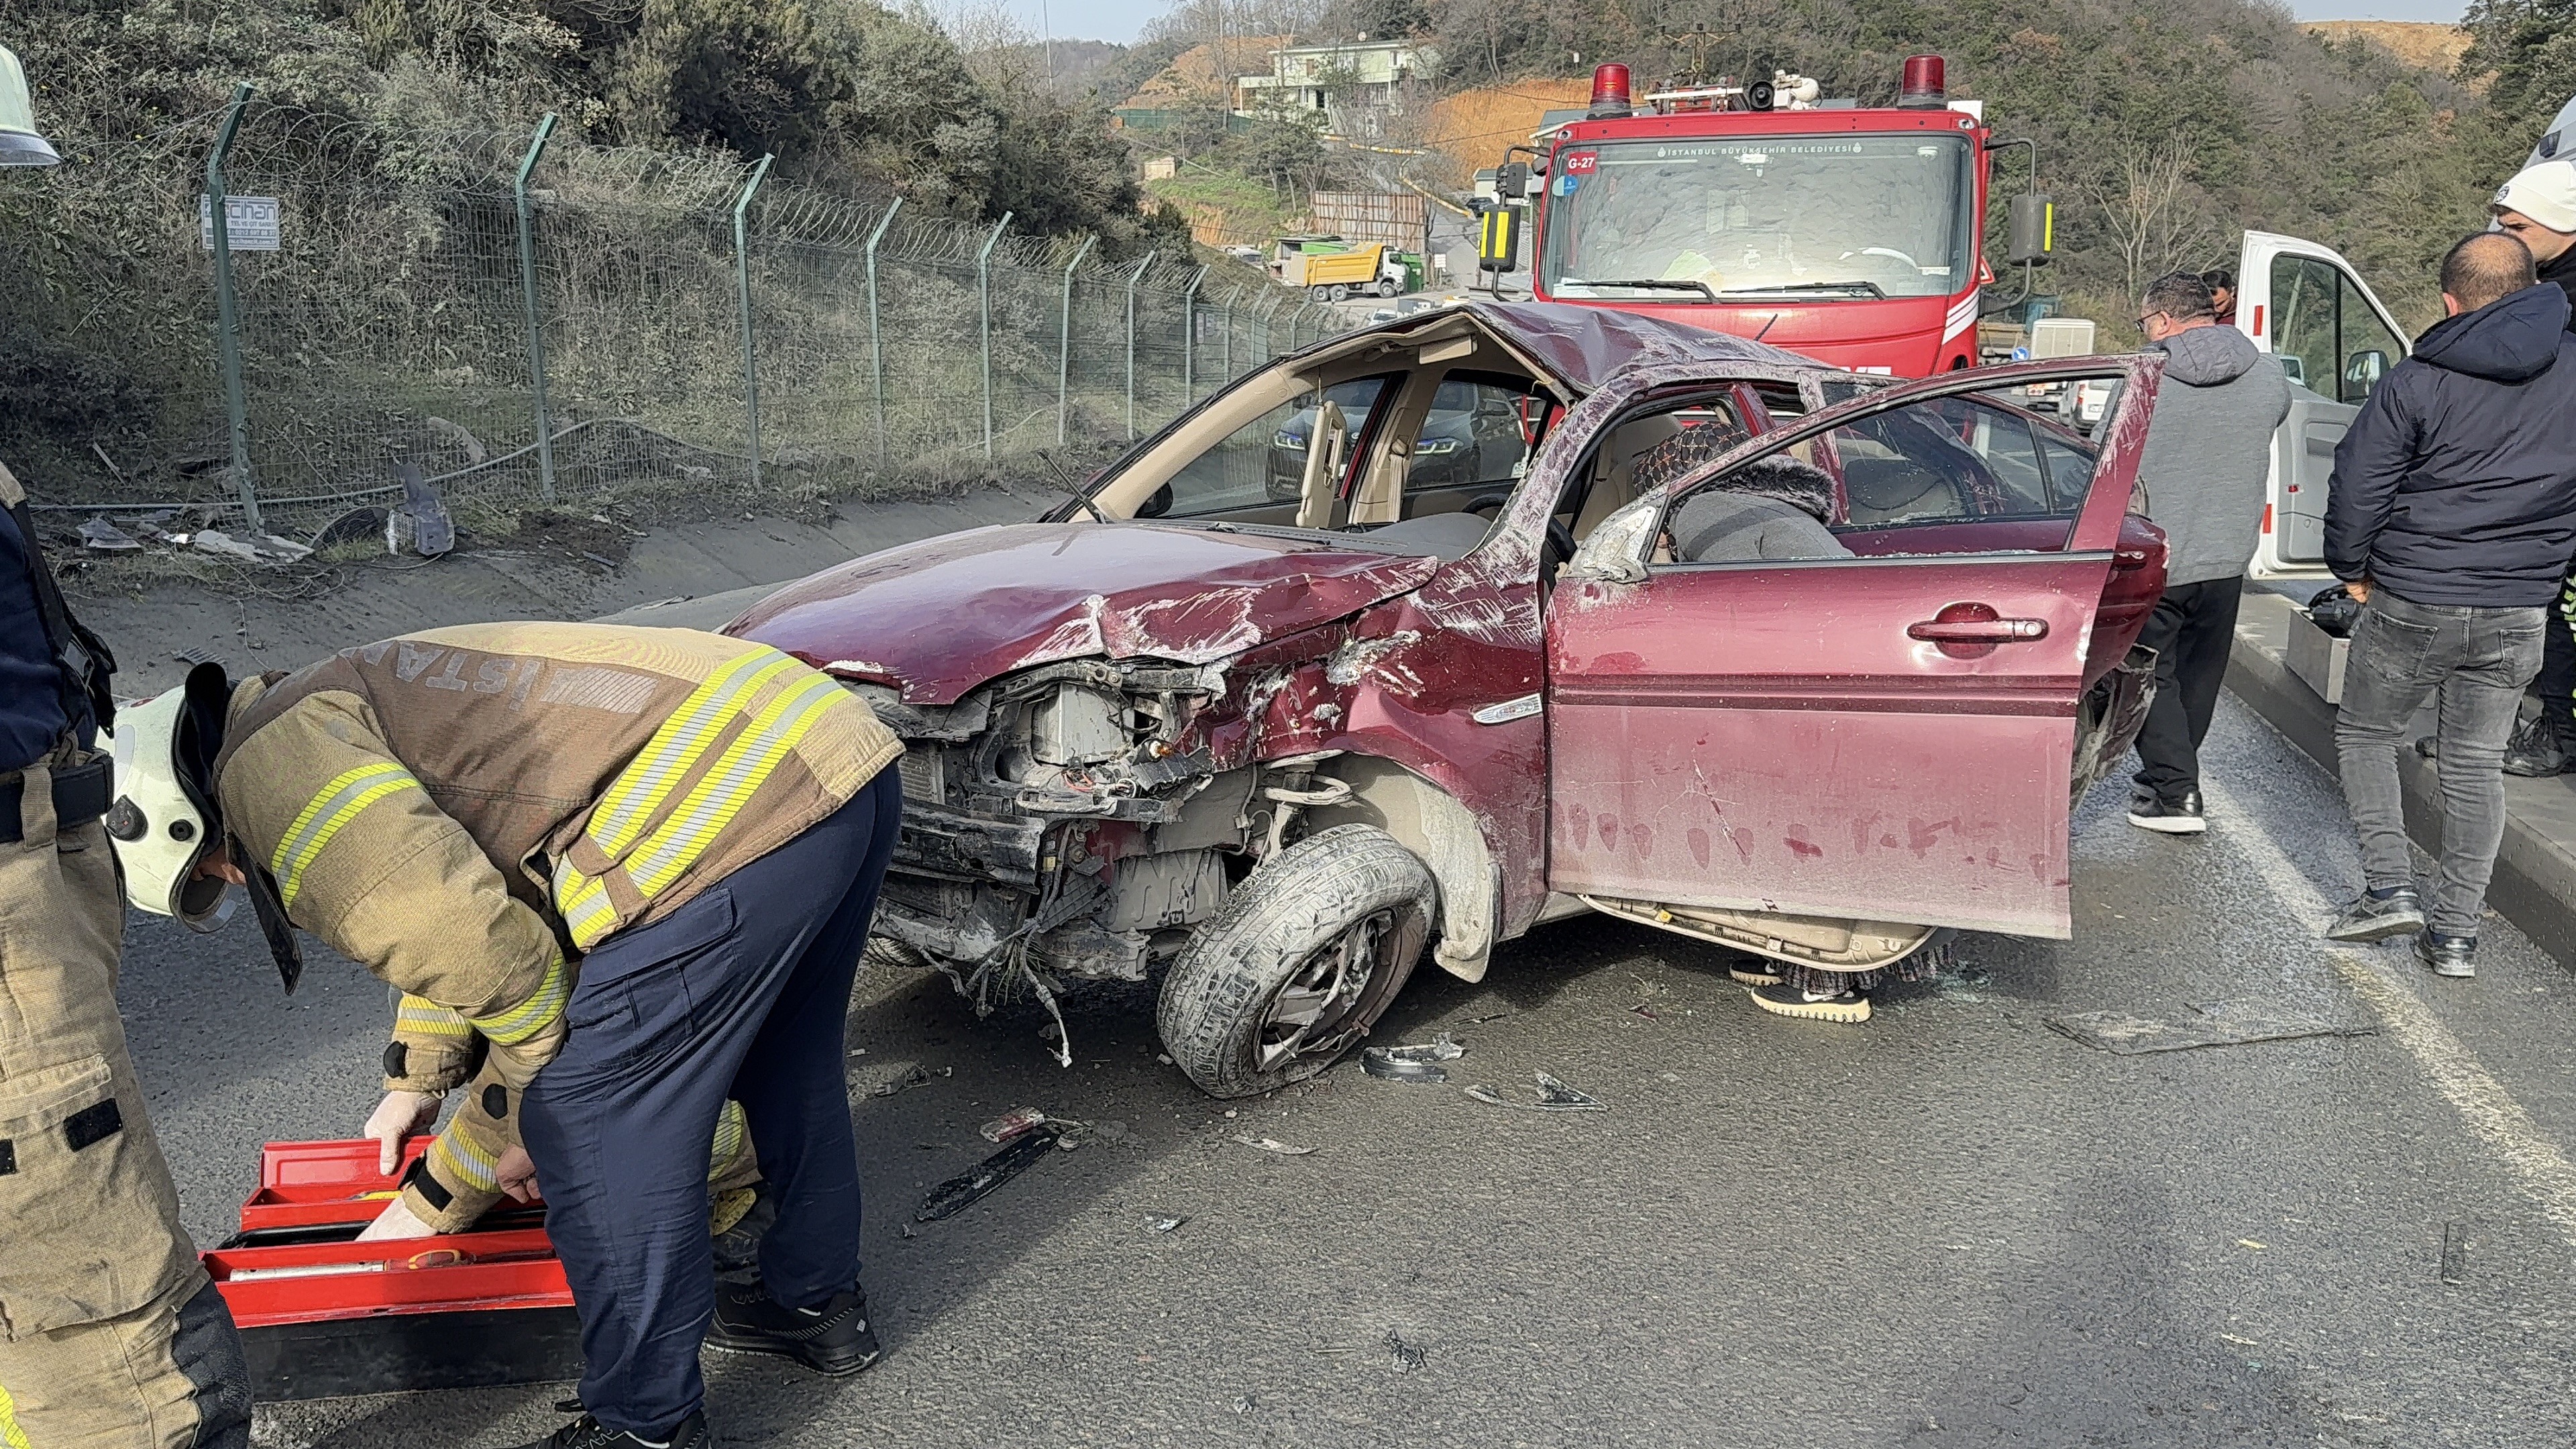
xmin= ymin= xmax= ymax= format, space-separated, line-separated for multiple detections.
xmin=7 ymin=0 xmax=1179 ymax=246
xmin=1157 ymin=0 xmax=2573 ymax=337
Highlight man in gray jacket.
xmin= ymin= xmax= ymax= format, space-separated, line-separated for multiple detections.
xmin=2125 ymin=270 xmax=2294 ymax=833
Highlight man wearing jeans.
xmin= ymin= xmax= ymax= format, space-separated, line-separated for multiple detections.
xmin=2327 ymin=233 xmax=2576 ymax=977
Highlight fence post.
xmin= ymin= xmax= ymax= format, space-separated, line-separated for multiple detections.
xmin=1220 ymin=286 xmax=1241 ymax=382
xmin=976 ymin=212 xmax=1012 ymax=460
xmin=863 ymin=199 xmax=901 ymax=471
xmin=1124 ymin=249 xmax=1156 ymax=441
xmin=1056 ymin=235 xmax=1094 ymax=445
xmin=205 ymin=84 xmax=260 ymax=532
xmin=731 ymin=154 xmax=774 ymax=490
xmin=513 ymin=113 xmax=559 ymax=502
xmin=1180 ymin=265 xmax=1208 ymax=401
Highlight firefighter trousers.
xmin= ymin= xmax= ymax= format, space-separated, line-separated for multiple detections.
xmin=0 ymin=760 xmax=252 ymax=1448
xmin=522 ymin=771 xmax=901 ymax=1438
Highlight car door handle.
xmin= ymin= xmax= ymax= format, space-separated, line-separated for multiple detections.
xmin=1909 ymin=617 xmax=2048 ymax=643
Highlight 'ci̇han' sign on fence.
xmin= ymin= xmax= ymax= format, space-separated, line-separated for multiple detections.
xmin=0 ymin=91 xmax=1345 ymax=533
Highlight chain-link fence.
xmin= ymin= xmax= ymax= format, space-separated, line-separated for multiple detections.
xmin=0 ymin=97 xmax=1346 ymax=536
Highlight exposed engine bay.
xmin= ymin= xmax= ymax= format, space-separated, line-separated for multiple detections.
xmin=848 ymin=658 xmax=1355 ymax=1014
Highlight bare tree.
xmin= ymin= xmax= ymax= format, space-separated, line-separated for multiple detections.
xmin=2080 ymin=135 xmax=2222 ymax=303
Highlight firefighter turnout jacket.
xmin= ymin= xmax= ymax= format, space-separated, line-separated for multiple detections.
xmin=213 ymin=623 xmax=900 ymax=1230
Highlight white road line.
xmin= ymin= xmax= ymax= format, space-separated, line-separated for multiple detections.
xmin=2204 ymin=776 xmax=2576 ymax=1244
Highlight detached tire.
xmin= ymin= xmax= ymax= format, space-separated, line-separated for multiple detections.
xmin=1158 ymin=824 xmax=1434 ymax=1098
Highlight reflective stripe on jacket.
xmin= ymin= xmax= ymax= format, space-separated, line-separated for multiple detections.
xmin=212 ymin=623 xmax=900 ymax=1037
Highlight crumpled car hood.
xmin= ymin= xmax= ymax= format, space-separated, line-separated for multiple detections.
xmin=730 ymin=522 xmax=1441 ymax=704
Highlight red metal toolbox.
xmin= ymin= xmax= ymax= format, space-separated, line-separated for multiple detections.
xmin=205 ymin=1138 xmax=582 ymax=1399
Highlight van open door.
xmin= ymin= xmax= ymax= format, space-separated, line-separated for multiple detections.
xmin=2236 ymin=230 xmax=2412 ymax=580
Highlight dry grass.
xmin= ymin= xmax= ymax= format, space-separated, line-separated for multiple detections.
xmin=1419 ymin=79 xmax=1595 ymax=191
xmin=2304 ymin=21 xmax=2470 ymax=78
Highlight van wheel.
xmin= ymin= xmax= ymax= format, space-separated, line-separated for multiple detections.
xmin=1157 ymin=824 xmax=1433 ymax=1098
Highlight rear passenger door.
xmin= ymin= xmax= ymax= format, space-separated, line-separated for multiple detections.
xmin=2236 ymin=231 xmax=2412 ymax=578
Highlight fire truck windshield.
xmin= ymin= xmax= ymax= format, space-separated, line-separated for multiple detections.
xmin=1540 ymin=133 xmax=1976 ymax=303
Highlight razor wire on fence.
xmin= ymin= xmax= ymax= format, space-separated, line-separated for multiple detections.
xmin=0 ymin=95 xmax=1346 ymax=537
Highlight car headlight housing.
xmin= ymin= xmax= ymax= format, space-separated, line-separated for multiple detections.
xmin=1413 ymin=437 xmax=1462 ymax=455
xmin=1273 ymin=430 xmax=1307 ymax=449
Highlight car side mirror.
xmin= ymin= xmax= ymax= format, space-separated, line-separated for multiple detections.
xmin=1136 ymin=484 xmax=1173 ymax=519
xmin=2007 ymin=193 xmax=2054 ymax=266
xmin=1562 ymin=494 xmax=1659 ymax=584
xmin=2344 ymin=349 xmax=2387 ymax=393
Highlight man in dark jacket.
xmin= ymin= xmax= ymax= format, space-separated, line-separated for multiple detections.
xmin=2123 ymin=271 xmax=2293 ymax=834
xmin=2326 ymin=232 xmax=2576 ymax=979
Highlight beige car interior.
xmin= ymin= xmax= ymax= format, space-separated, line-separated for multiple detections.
xmin=1087 ymin=313 xmax=1571 ymax=539
xmin=1080 ymin=311 xmax=1760 ymax=569
xmin=1291 ymin=398 xmax=1348 ymax=529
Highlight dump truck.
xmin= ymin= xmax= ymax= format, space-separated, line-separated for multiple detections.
xmin=1282 ymin=241 xmax=1409 ymax=301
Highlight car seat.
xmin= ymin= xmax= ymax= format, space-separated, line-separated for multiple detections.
xmin=1571 ymin=413 xmax=1684 ymax=538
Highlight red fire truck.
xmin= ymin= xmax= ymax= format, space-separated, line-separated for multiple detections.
xmin=1493 ymin=56 xmax=2053 ymax=377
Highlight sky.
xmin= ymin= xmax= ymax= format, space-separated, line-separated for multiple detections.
xmin=1005 ymin=0 xmax=2467 ymax=46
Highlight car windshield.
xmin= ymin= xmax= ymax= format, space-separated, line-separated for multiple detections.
xmin=1539 ymin=133 xmax=1976 ymax=302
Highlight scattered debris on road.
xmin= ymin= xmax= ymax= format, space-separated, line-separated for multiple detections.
xmin=1231 ymin=1134 xmax=1316 ymax=1156
xmin=2048 ymin=1000 xmax=2374 ymax=1055
xmin=79 ymin=516 xmax=140 ymax=551
xmin=193 ymin=527 xmax=313 ymax=566
xmin=916 ymin=1125 xmax=1063 ymax=1222
xmin=979 ymin=1106 xmax=1051 ymax=1143
xmin=871 ymin=1064 xmax=951 ymax=1097
xmin=2442 ymin=1222 xmax=2469 ymax=1285
xmin=1385 ymin=1332 xmax=1428 ymax=1373
xmin=1361 ymin=1033 xmax=1465 ymax=1083
xmin=1465 ymin=1071 xmax=1606 ymax=1112
xmin=1148 ymin=1215 xmax=1187 ymax=1234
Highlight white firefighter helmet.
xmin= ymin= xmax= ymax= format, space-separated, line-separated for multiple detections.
xmin=0 ymin=46 xmax=60 ymax=167
xmin=103 ymin=662 xmax=235 ymax=930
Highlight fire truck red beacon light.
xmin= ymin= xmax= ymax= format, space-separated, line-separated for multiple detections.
xmin=1589 ymin=63 xmax=1633 ymax=119
xmin=1898 ymin=54 xmax=1947 ymax=108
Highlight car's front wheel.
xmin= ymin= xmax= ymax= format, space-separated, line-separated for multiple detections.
xmin=1157 ymin=824 xmax=1433 ymax=1097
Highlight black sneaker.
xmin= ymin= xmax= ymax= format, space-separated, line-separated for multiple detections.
xmin=2501 ymin=715 xmax=2569 ymax=777
xmin=706 ymin=1282 xmax=881 ymax=1377
xmin=2325 ymin=887 xmax=2424 ymax=943
xmin=2127 ymin=788 xmax=2206 ymax=835
xmin=1726 ymin=955 xmax=1782 ymax=986
xmin=508 ymin=1407 xmax=707 ymax=1449
xmin=2415 ymin=929 xmax=2477 ymax=979
xmin=1747 ymin=981 xmax=1870 ymax=1024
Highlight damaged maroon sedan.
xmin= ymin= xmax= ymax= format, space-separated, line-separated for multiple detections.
xmin=729 ymin=303 xmax=2167 ymax=1097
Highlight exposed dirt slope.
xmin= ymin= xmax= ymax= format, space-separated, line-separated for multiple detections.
xmin=2304 ymin=20 xmax=2471 ymax=77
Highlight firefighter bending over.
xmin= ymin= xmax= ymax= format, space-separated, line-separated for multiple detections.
xmin=114 ymin=623 xmax=903 ymax=1449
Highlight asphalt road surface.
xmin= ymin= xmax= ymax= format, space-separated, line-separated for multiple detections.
xmin=125 ymin=696 xmax=2576 ymax=1448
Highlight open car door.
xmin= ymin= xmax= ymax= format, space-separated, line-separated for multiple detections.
xmin=1540 ymin=358 xmax=2162 ymax=961
xmin=2235 ymin=231 xmax=2412 ymax=580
